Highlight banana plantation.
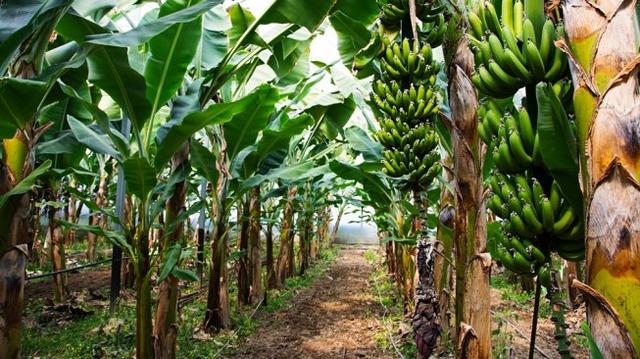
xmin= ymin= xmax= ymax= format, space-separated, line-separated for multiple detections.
xmin=0 ymin=0 xmax=638 ymax=358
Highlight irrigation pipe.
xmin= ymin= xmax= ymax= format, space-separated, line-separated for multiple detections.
xmin=26 ymin=258 xmax=114 ymax=281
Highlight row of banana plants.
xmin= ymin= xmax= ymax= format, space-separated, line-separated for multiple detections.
xmin=0 ymin=0 xmax=369 ymax=358
xmin=334 ymin=0 xmax=640 ymax=357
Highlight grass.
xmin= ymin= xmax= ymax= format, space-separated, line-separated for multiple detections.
xmin=491 ymin=274 xmax=551 ymax=317
xmin=365 ymin=248 xmax=418 ymax=358
xmin=22 ymin=246 xmax=339 ymax=358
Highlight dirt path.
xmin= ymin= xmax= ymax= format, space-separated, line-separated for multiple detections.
xmin=229 ymin=245 xmax=392 ymax=359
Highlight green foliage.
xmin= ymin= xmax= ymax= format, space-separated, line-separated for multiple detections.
xmin=536 ymin=83 xmax=583 ymax=217
xmin=0 ymin=78 xmax=48 ymax=137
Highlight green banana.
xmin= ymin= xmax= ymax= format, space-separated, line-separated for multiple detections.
xmin=489 ymin=194 xmax=508 ymax=218
xmin=479 ymin=120 xmax=491 ymax=144
xmin=485 ymin=109 xmax=502 ymax=134
xmin=488 ymin=175 xmax=502 ymax=194
xmin=508 ymin=130 xmax=534 ymax=165
xmin=544 ymin=46 xmax=566 ymax=81
xmin=510 ymin=212 xmax=535 ymax=238
xmin=531 ymin=178 xmax=545 ymax=212
xmin=512 ymin=250 xmax=536 ymax=274
xmin=522 ymin=17 xmax=537 ymax=45
xmin=557 ymin=221 xmax=583 ymax=241
xmin=501 ymin=25 xmax=526 ymax=64
xmin=496 ymin=245 xmax=522 ymax=274
xmin=524 ymin=40 xmax=546 ymax=79
xmin=484 ymin=1 xmax=503 ymax=38
xmin=509 ymin=237 xmax=533 ymax=260
xmin=509 ymin=195 xmax=523 ymax=213
xmin=522 ymin=203 xmax=544 ymax=234
xmin=539 ymin=19 xmax=555 ymax=64
xmin=488 ymin=60 xmax=522 ymax=89
xmin=524 ymin=240 xmax=547 ymax=264
xmin=513 ymin=0 xmax=524 ymax=40
xmin=541 ymin=198 xmax=555 ymax=233
xmin=514 ymin=174 xmax=532 ymax=199
xmin=478 ymin=65 xmax=512 ymax=98
xmin=498 ymin=139 xmax=521 ymax=173
xmin=487 ymin=34 xmax=511 ymax=70
xmin=549 ymin=181 xmax=561 ymax=213
xmin=504 ymin=48 xmax=533 ymax=82
xmin=524 ymin=0 xmax=545 ymax=40
xmin=501 ymin=0 xmax=514 ymax=32
xmin=516 ymin=107 xmax=535 ymax=152
xmin=538 ymin=264 xmax=551 ymax=287
xmin=553 ymin=205 xmax=576 ymax=234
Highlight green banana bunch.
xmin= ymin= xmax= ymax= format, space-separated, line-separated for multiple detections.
xmin=487 ymin=173 xmax=585 ymax=260
xmin=493 ymin=234 xmax=547 ymax=275
xmin=379 ymin=0 xmax=447 ymax=47
xmin=380 ymin=38 xmax=440 ymax=83
xmin=479 ymin=105 xmax=542 ymax=173
xmin=371 ymin=79 xmax=440 ymax=125
xmin=468 ymin=0 xmax=568 ymax=98
xmin=419 ymin=13 xmax=447 ymax=47
xmin=378 ymin=121 xmax=441 ymax=188
xmin=379 ymin=0 xmax=428 ymax=28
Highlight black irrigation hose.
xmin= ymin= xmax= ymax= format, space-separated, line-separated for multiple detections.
xmin=26 ymin=258 xmax=115 ymax=281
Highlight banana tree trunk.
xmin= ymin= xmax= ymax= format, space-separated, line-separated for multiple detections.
xmin=310 ymin=215 xmax=318 ymax=260
xmin=237 ymin=195 xmax=251 ymax=306
xmin=248 ymin=186 xmax=262 ymax=304
xmin=266 ymin=217 xmax=278 ymax=289
xmin=385 ymin=233 xmax=396 ymax=276
xmin=30 ymin=205 xmax=42 ymax=263
xmin=434 ymin=155 xmax=454 ymax=343
xmin=276 ymin=187 xmax=297 ymax=287
xmin=153 ymin=143 xmax=189 ymax=359
xmin=135 ymin=227 xmax=153 ymax=359
xmin=0 ymin=187 xmax=29 ymax=359
xmin=400 ymin=244 xmax=416 ymax=313
xmin=447 ymin=38 xmax=491 ymax=358
xmin=48 ymin=196 xmax=68 ymax=302
xmin=299 ymin=214 xmax=310 ymax=275
xmin=563 ymin=0 xmax=640 ymax=354
xmin=330 ymin=202 xmax=346 ymax=243
xmin=87 ymin=171 xmax=108 ymax=261
xmin=0 ymin=46 xmax=47 ymax=356
xmin=65 ymin=185 xmax=76 ymax=245
xmin=204 ymin=132 xmax=231 ymax=331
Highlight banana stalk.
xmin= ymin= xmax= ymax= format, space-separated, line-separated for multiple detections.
xmin=154 ymin=142 xmax=189 ymax=358
xmin=204 ymin=130 xmax=232 ymax=331
xmin=446 ymin=38 xmax=492 ymax=358
xmin=563 ymin=0 xmax=640 ymax=355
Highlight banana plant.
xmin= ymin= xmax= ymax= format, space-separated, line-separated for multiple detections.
xmin=562 ymin=0 xmax=640 ymax=355
xmin=0 ymin=1 xmax=89 ymax=356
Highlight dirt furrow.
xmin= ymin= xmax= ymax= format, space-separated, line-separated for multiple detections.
xmin=229 ymin=245 xmax=392 ymax=359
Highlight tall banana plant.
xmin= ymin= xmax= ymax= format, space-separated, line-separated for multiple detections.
xmin=562 ymin=0 xmax=640 ymax=355
xmin=55 ymin=2 xmax=212 ymax=356
xmin=0 ymin=1 xmax=80 ymax=356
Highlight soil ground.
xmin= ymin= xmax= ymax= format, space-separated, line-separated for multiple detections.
xmin=229 ymin=245 xmax=392 ymax=359
xmin=25 ymin=266 xmax=111 ymax=304
xmin=22 ymin=245 xmax=590 ymax=358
